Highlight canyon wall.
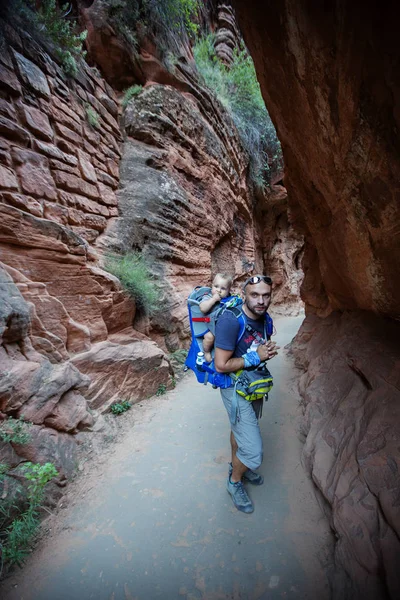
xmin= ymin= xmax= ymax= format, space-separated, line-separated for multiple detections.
xmin=232 ymin=1 xmax=400 ymax=598
xmin=0 ymin=15 xmax=170 ymax=481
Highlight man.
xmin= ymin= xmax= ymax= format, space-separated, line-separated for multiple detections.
xmin=214 ymin=275 xmax=278 ymax=513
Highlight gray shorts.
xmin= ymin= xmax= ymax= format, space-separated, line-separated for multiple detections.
xmin=220 ymin=388 xmax=263 ymax=471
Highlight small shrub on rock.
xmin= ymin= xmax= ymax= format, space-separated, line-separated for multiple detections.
xmin=0 ymin=416 xmax=31 ymax=445
xmin=13 ymin=0 xmax=87 ymax=77
xmin=122 ymin=84 xmax=143 ymax=108
xmin=110 ymin=400 xmax=132 ymax=415
xmin=0 ymin=462 xmax=58 ymax=568
xmin=193 ymin=34 xmax=283 ymax=189
xmin=85 ymin=104 xmax=100 ymax=128
xmin=105 ymin=251 xmax=160 ymax=316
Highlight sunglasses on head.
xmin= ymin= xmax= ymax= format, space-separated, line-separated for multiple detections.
xmin=243 ymin=275 xmax=272 ymax=289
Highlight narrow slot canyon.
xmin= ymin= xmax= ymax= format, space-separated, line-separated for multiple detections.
xmin=0 ymin=1 xmax=399 ymax=599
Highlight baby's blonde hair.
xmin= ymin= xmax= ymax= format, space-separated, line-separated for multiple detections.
xmin=213 ymin=273 xmax=233 ymax=287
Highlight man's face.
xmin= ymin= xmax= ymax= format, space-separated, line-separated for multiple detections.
xmin=244 ymin=282 xmax=272 ymax=316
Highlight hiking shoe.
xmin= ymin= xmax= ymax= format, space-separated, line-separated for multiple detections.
xmin=226 ymin=476 xmax=254 ymax=513
xmin=229 ymin=463 xmax=264 ymax=486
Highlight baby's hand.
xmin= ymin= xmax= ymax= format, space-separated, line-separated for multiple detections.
xmin=212 ymin=292 xmax=221 ymax=301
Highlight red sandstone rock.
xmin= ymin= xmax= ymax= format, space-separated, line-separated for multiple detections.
xmin=43 ymin=202 xmax=69 ymax=225
xmin=20 ymin=104 xmax=53 ymax=141
xmin=0 ymin=114 xmax=30 ymax=145
xmin=71 ymin=338 xmax=171 ymax=412
xmin=0 ymin=191 xmax=43 ymax=217
xmin=49 ymin=158 xmax=80 ymax=175
xmin=59 ymin=191 xmax=110 ymax=217
xmin=0 ymin=98 xmax=17 ymax=120
xmin=55 ymin=122 xmax=82 ymax=145
xmin=51 ymin=95 xmax=84 ymax=123
xmin=11 ymin=424 xmax=78 ymax=478
xmin=57 ymin=137 xmax=79 ymax=155
xmin=0 ymin=266 xmax=92 ymax=473
xmin=12 ymin=50 xmax=51 ymax=98
xmin=44 ymin=390 xmax=94 ymax=433
xmin=0 ymin=164 xmax=18 ymax=190
xmin=106 ymin=158 xmax=119 ymax=178
xmin=233 ymin=0 xmax=400 ymax=319
xmin=0 ymin=63 xmax=22 ymax=96
xmin=33 ymin=139 xmax=78 ymax=165
xmin=291 ymin=312 xmax=400 ymax=598
xmin=53 ymin=170 xmax=100 ymax=200
xmin=97 ymin=181 xmax=117 ymax=206
xmin=50 ymin=105 xmax=82 ymax=134
xmin=77 ymin=149 xmax=97 ymax=183
xmin=12 ymin=147 xmax=57 ymax=200
xmin=96 ymin=169 xmax=117 ymax=189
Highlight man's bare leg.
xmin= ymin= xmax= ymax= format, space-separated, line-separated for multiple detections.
xmin=202 ymin=332 xmax=214 ymax=363
xmin=230 ymin=431 xmax=247 ymax=482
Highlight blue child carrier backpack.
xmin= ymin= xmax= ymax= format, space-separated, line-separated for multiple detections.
xmin=184 ymin=286 xmax=273 ymax=389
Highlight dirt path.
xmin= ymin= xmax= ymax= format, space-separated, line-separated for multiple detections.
xmin=1 ymin=316 xmax=334 ymax=600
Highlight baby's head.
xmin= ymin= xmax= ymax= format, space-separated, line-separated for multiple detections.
xmin=211 ymin=273 xmax=232 ymax=299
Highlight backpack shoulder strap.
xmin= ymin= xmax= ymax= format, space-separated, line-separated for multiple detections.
xmin=266 ymin=312 xmax=273 ymax=338
xmin=238 ymin=310 xmax=274 ymax=343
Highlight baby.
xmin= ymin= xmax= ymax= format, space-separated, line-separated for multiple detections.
xmin=199 ymin=273 xmax=233 ymax=363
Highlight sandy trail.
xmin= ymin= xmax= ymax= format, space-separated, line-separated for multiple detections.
xmin=1 ymin=315 xmax=333 ymax=600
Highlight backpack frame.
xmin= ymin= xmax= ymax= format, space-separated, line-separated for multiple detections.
xmin=184 ymin=286 xmax=273 ymax=389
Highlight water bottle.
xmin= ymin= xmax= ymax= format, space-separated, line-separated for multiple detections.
xmin=196 ymin=351 xmax=205 ymax=371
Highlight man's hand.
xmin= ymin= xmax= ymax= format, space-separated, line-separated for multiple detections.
xmin=257 ymin=341 xmax=279 ymax=361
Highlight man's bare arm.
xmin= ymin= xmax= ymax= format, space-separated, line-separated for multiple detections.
xmin=215 ymin=342 xmax=280 ymax=373
xmin=214 ymin=348 xmax=245 ymax=373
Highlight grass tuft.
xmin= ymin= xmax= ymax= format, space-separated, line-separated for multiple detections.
xmin=122 ymin=84 xmax=143 ymax=108
xmin=104 ymin=252 xmax=160 ymax=316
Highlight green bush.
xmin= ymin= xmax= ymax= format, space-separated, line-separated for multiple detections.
xmin=15 ymin=0 xmax=87 ymax=77
xmin=1 ymin=462 xmax=58 ymax=567
xmin=110 ymin=400 xmax=132 ymax=415
xmin=156 ymin=383 xmax=167 ymax=396
xmin=122 ymin=84 xmax=143 ymax=108
xmin=0 ymin=416 xmax=31 ymax=445
xmin=193 ymin=35 xmax=283 ymax=189
xmin=104 ymin=252 xmax=160 ymax=315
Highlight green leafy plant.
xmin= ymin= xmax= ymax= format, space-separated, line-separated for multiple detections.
xmin=1 ymin=462 xmax=58 ymax=567
xmin=0 ymin=462 xmax=10 ymax=480
xmin=169 ymin=348 xmax=188 ymax=365
xmin=1 ymin=507 xmax=39 ymax=567
xmin=104 ymin=251 xmax=160 ymax=316
xmin=0 ymin=417 xmax=31 ymax=445
xmin=21 ymin=462 xmax=59 ymax=506
xmin=85 ymin=103 xmax=100 ymax=128
xmin=122 ymin=84 xmax=143 ymax=108
xmin=193 ymin=35 xmax=283 ymax=189
xmin=110 ymin=400 xmax=132 ymax=415
xmin=156 ymin=383 xmax=167 ymax=396
xmin=19 ymin=0 xmax=88 ymax=77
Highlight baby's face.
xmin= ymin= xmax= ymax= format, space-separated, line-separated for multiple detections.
xmin=212 ymin=277 xmax=231 ymax=298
